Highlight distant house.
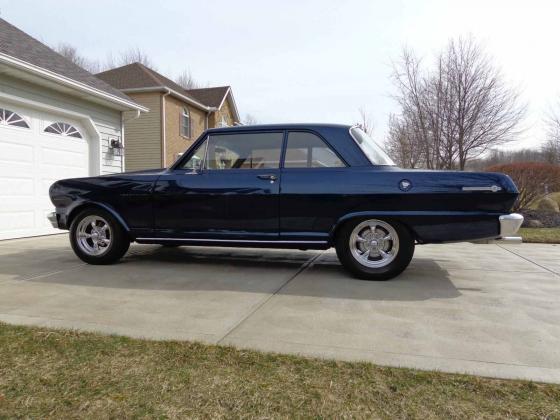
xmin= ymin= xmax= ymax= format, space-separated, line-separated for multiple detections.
xmin=0 ymin=18 xmax=146 ymax=240
xmin=96 ymin=63 xmax=240 ymax=170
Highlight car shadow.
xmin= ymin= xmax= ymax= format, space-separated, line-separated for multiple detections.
xmin=2 ymin=245 xmax=461 ymax=301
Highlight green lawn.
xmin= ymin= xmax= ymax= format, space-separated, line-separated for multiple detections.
xmin=520 ymin=227 xmax=560 ymax=244
xmin=1 ymin=323 xmax=559 ymax=418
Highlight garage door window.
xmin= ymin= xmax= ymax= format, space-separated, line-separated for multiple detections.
xmin=0 ymin=108 xmax=29 ymax=128
xmin=44 ymin=122 xmax=82 ymax=138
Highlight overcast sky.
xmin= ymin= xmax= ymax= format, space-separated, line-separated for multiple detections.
xmin=1 ymin=0 xmax=558 ymax=149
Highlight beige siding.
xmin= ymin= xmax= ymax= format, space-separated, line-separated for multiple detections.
xmin=209 ymin=95 xmax=236 ymax=128
xmin=124 ymin=92 xmax=162 ymax=171
xmin=164 ymin=96 xmax=207 ymax=166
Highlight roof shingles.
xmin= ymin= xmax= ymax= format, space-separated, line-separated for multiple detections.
xmin=186 ymin=86 xmax=230 ymax=108
xmin=0 ymin=18 xmax=134 ymax=102
xmin=96 ymin=63 xmax=231 ymax=110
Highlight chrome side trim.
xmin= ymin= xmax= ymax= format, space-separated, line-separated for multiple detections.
xmin=135 ymin=237 xmax=328 ymax=244
xmin=462 ymin=185 xmax=502 ymax=192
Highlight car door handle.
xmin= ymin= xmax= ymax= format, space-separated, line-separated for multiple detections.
xmin=257 ymin=174 xmax=277 ymax=182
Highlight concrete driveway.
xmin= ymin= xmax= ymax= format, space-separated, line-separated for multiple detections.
xmin=0 ymin=235 xmax=559 ymax=383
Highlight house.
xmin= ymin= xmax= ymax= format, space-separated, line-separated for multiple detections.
xmin=96 ymin=63 xmax=240 ymax=171
xmin=0 ymin=18 xmax=147 ymax=240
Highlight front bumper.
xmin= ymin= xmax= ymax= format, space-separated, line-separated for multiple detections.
xmin=498 ymin=213 xmax=524 ymax=243
xmin=47 ymin=212 xmax=59 ymax=229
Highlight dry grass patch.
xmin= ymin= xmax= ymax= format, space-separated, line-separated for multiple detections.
xmin=520 ymin=227 xmax=560 ymax=244
xmin=1 ymin=322 xmax=559 ymax=418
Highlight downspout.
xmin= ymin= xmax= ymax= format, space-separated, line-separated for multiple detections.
xmin=121 ymin=109 xmax=141 ymax=172
xmin=161 ymin=88 xmax=171 ymax=167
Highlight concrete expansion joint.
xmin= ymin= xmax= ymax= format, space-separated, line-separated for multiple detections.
xmin=216 ymin=250 xmax=326 ymax=345
xmin=497 ymin=244 xmax=559 ymax=276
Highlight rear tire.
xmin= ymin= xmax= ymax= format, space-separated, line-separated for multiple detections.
xmin=335 ymin=218 xmax=414 ymax=280
xmin=69 ymin=208 xmax=130 ymax=265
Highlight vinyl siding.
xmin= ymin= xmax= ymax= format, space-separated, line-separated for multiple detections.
xmin=0 ymin=73 xmax=124 ymax=175
xmin=124 ymin=92 xmax=162 ymax=171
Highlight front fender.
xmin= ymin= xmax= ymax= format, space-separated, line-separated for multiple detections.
xmin=62 ymin=200 xmax=131 ymax=233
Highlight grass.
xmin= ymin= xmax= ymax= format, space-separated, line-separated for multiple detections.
xmin=1 ymin=323 xmax=559 ymax=418
xmin=520 ymin=227 xmax=560 ymax=244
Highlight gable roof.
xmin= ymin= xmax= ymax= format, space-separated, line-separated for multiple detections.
xmin=0 ymin=18 xmax=144 ymax=111
xmin=186 ymin=86 xmax=230 ymax=108
xmin=96 ymin=63 xmax=187 ymax=95
xmin=96 ymin=64 xmax=239 ymax=121
xmin=96 ymin=63 xmax=206 ymax=107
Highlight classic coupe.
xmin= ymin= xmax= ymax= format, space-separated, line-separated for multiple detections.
xmin=48 ymin=124 xmax=523 ymax=280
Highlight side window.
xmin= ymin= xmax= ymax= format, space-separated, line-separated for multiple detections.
xmin=284 ymin=132 xmax=345 ymax=168
xmin=206 ymin=132 xmax=283 ymax=170
xmin=181 ymin=108 xmax=191 ymax=138
xmin=179 ymin=138 xmax=207 ymax=170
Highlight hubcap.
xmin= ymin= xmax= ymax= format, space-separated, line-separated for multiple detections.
xmin=349 ymin=219 xmax=399 ymax=268
xmin=76 ymin=215 xmax=112 ymax=256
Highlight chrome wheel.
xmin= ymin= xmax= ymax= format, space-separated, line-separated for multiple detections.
xmin=75 ymin=215 xmax=112 ymax=256
xmin=349 ymin=219 xmax=399 ymax=268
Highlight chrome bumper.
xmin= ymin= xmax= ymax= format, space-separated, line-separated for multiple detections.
xmin=47 ymin=212 xmax=59 ymax=229
xmin=498 ymin=213 xmax=523 ymax=243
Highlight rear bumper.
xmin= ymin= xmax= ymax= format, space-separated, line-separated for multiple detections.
xmin=498 ymin=213 xmax=523 ymax=242
xmin=47 ymin=212 xmax=59 ymax=229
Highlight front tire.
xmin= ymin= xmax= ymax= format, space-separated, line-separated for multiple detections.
xmin=335 ymin=218 xmax=414 ymax=280
xmin=69 ymin=208 xmax=130 ymax=265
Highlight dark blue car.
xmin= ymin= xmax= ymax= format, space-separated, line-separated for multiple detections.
xmin=48 ymin=124 xmax=523 ymax=280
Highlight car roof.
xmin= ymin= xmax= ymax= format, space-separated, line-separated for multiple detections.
xmin=206 ymin=123 xmax=353 ymax=134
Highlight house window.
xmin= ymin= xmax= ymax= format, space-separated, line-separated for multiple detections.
xmin=181 ymin=107 xmax=191 ymax=138
xmin=44 ymin=122 xmax=82 ymax=138
xmin=218 ymin=115 xmax=229 ymax=128
xmin=0 ymin=108 xmax=29 ymax=128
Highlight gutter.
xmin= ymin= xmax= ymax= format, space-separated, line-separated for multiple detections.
xmin=121 ymin=86 xmax=211 ymax=112
xmin=0 ymin=52 xmax=149 ymax=113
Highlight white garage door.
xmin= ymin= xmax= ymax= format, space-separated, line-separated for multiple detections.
xmin=0 ymin=102 xmax=89 ymax=240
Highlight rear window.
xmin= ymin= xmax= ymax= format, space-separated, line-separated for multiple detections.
xmin=350 ymin=127 xmax=395 ymax=166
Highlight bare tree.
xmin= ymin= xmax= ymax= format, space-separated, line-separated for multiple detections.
xmin=386 ymin=114 xmax=424 ymax=168
xmin=243 ymin=114 xmax=258 ymax=125
xmin=388 ymin=37 xmax=525 ymax=170
xmin=356 ymin=107 xmax=374 ymax=134
xmin=174 ymin=69 xmax=200 ymax=90
xmin=104 ymin=47 xmax=156 ymax=70
xmin=543 ymin=100 xmax=560 ymax=164
xmin=53 ymin=42 xmax=100 ymax=73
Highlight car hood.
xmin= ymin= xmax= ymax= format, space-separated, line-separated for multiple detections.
xmin=99 ymin=168 xmax=168 ymax=177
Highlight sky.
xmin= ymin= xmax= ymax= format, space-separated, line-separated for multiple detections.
xmin=0 ymin=0 xmax=558 ymax=149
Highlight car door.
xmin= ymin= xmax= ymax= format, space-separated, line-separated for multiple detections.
xmin=279 ymin=130 xmax=349 ymax=242
xmin=153 ymin=131 xmax=284 ymax=240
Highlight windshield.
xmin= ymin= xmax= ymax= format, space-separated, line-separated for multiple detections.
xmin=350 ymin=127 xmax=395 ymax=166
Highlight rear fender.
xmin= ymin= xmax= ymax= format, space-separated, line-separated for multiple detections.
xmin=330 ymin=212 xmax=421 ymax=243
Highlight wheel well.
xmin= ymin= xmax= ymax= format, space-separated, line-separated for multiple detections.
xmin=67 ymin=204 xmax=130 ymax=237
xmin=331 ymin=216 xmax=418 ymax=243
